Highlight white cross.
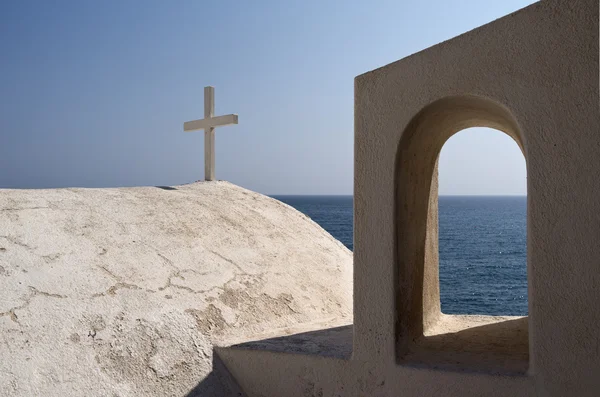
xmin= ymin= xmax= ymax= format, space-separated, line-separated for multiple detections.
xmin=183 ymin=86 xmax=238 ymax=181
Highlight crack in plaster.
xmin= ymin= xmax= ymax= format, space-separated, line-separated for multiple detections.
xmin=92 ymin=283 xmax=142 ymax=298
xmin=96 ymin=265 xmax=121 ymax=282
xmin=156 ymin=252 xmax=179 ymax=271
xmin=0 ymin=207 xmax=50 ymax=211
xmin=0 ymin=286 xmax=67 ymax=323
xmin=42 ymin=253 xmax=63 ymax=263
xmin=0 ymin=235 xmax=31 ymax=250
xmin=87 ymin=247 xmax=260 ymax=299
xmin=207 ymin=249 xmax=246 ymax=274
xmin=158 ymin=269 xmax=226 ymax=295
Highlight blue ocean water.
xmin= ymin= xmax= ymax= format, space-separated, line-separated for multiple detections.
xmin=273 ymin=195 xmax=527 ymax=316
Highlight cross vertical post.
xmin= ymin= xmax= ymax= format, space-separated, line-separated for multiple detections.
xmin=204 ymin=86 xmax=215 ymax=181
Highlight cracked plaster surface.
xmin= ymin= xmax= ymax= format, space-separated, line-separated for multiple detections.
xmin=0 ymin=181 xmax=353 ymax=396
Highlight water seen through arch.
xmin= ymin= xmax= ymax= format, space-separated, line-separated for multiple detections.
xmin=272 ymin=195 xmax=528 ymax=316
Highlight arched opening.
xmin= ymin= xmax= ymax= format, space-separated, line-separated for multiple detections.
xmin=438 ymin=128 xmax=527 ymax=317
xmin=394 ymin=96 xmax=529 ymax=374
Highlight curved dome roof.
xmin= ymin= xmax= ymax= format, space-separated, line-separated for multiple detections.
xmin=0 ymin=181 xmax=352 ymax=396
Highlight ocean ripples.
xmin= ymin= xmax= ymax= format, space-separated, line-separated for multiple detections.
xmin=439 ymin=196 xmax=527 ymax=316
xmin=273 ymin=195 xmax=527 ymax=316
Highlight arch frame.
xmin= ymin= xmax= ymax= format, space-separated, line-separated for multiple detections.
xmin=390 ymin=95 xmax=529 ymax=373
xmin=394 ymin=95 xmax=527 ymax=347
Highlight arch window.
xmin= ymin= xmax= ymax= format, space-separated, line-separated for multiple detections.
xmin=395 ymin=96 xmax=529 ymax=374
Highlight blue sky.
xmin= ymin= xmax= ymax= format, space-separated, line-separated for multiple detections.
xmin=0 ymin=0 xmax=534 ymax=195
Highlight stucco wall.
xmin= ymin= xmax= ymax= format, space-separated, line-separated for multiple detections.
xmin=220 ymin=1 xmax=600 ymax=395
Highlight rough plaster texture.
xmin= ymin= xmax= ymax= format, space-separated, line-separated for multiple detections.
xmin=0 ymin=181 xmax=353 ymax=396
xmin=219 ymin=1 xmax=600 ymax=396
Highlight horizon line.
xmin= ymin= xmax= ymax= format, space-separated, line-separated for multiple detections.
xmin=269 ymin=194 xmax=528 ymax=197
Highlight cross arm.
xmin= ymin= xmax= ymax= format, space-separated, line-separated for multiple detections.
xmin=183 ymin=114 xmax=239 ymax=132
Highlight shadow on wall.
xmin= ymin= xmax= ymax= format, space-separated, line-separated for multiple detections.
xmin=226 ymin=325 xmax=353 ymax=359
xmin=187 ymin=326 xmax=354 ymax=396
xmin=185 ymin=352 xmax=247 ymax=397
xmin=402 ymin=316 xmax=528 ymax=375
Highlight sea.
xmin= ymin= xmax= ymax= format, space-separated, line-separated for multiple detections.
xmin=272 ymin=195 xmax=527 ymax=316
